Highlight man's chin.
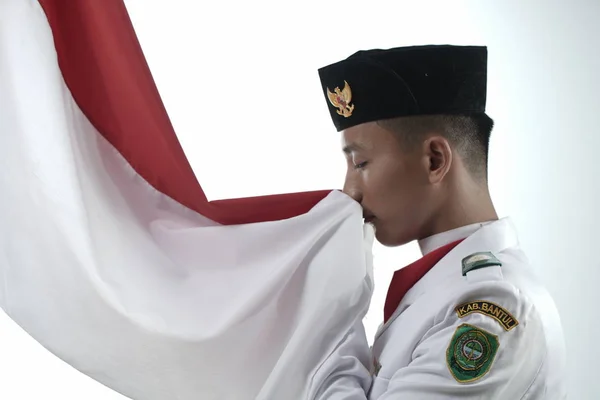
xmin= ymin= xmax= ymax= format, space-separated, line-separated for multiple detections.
xmin=373 ymin=227 xmax=411 ymax=248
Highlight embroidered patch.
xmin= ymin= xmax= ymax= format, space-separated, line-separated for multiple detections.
xmin=326 ymin=80 xmax=355 ymax=118
xmin=446 ymin=323 xmax=499 ymax=383
xmin=455 ymin=300 xmax=519 ymax=331
xmin=461 ymin=252 xmax=502 ymax=276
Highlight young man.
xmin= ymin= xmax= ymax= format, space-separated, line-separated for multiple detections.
xmin=312 ymin=45 xmax=567 ymax=398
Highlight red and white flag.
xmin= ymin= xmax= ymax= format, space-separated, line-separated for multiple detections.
xmin=0 ymin=1 xmax=374 ymax=399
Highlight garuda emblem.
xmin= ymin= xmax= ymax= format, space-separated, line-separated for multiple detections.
xmin=327 ymin=80 xmax=354 ymax=118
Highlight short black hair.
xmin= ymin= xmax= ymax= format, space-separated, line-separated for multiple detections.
xmin=377 ymin=113 xmax=494 ymax=181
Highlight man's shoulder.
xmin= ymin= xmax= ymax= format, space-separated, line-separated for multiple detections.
xmin=373 ymin=247 xmax=566 ymax=398
xmin=441 ymin=247 xmax=565 ymax=388
xmin=446 ymin=246 xmax=561 ymax=330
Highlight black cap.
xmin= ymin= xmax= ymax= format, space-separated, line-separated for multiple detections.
xmin=318 ymin=45 xmax=488 ymax=132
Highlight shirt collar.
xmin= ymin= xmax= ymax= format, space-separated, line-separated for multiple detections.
xmin=418 ymin=220 xmax=496 ymax=256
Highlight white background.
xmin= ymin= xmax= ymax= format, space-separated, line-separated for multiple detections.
xmin=1 ymin=0 xmax=598 ymax=398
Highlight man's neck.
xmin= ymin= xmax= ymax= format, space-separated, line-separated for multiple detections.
xmin=421 ymin=179 xmax=498 ymax=240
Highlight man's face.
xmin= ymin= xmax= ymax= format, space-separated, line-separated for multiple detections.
xmin=342 ymin=121 xmax=433 ymax=247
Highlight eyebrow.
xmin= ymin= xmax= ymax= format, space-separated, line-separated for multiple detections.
xmin=342 ymin=143 xmax=365 ymax=154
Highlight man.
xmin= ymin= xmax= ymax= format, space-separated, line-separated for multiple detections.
xmin=310 ymin=45 xmax=567 ymax=398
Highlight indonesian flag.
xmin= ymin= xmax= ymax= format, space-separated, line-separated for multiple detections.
xmin=0 ymin=1 xmax=374 ymax=399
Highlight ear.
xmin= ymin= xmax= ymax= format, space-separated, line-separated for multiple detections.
xmin=422 ymin=136 xmax=452 ymax=184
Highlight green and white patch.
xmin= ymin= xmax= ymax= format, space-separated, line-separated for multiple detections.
xmin=446 ymin=323 xmax=499 ymax=383
xmin=461 ymin=252 xmax=502 ymax=276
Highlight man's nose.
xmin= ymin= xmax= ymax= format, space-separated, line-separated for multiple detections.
xmin=342 ymin=175 xmax=362 ymax=204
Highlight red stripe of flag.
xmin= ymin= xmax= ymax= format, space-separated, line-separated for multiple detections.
xmin=39 ymin=0 xmax=332 ymax=225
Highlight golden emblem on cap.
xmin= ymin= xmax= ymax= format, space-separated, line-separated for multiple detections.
xmin=327 ymin=80 xmax=354 ymax=118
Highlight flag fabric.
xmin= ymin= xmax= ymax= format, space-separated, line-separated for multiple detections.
xmin=0 ymin=1 xmax=374 ymax=399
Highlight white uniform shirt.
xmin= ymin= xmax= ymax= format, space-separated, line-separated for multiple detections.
xmin=310 ymin=218 xmax=567 ymax=399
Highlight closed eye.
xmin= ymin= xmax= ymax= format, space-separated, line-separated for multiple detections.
xmin=354 ymin=161 xmax=368 ymax=170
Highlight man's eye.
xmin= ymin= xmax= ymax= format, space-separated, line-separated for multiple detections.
xmin=354 ymin=161 xmax=368 ymax=169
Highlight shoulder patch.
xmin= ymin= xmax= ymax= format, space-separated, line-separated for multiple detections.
xmin=446 ymin=323 xmax=499 ymax=383
xmin=462 ymin=252 xmax=502 ymax=276
xmin=455 ymin=300 xmax=519 ymax=331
